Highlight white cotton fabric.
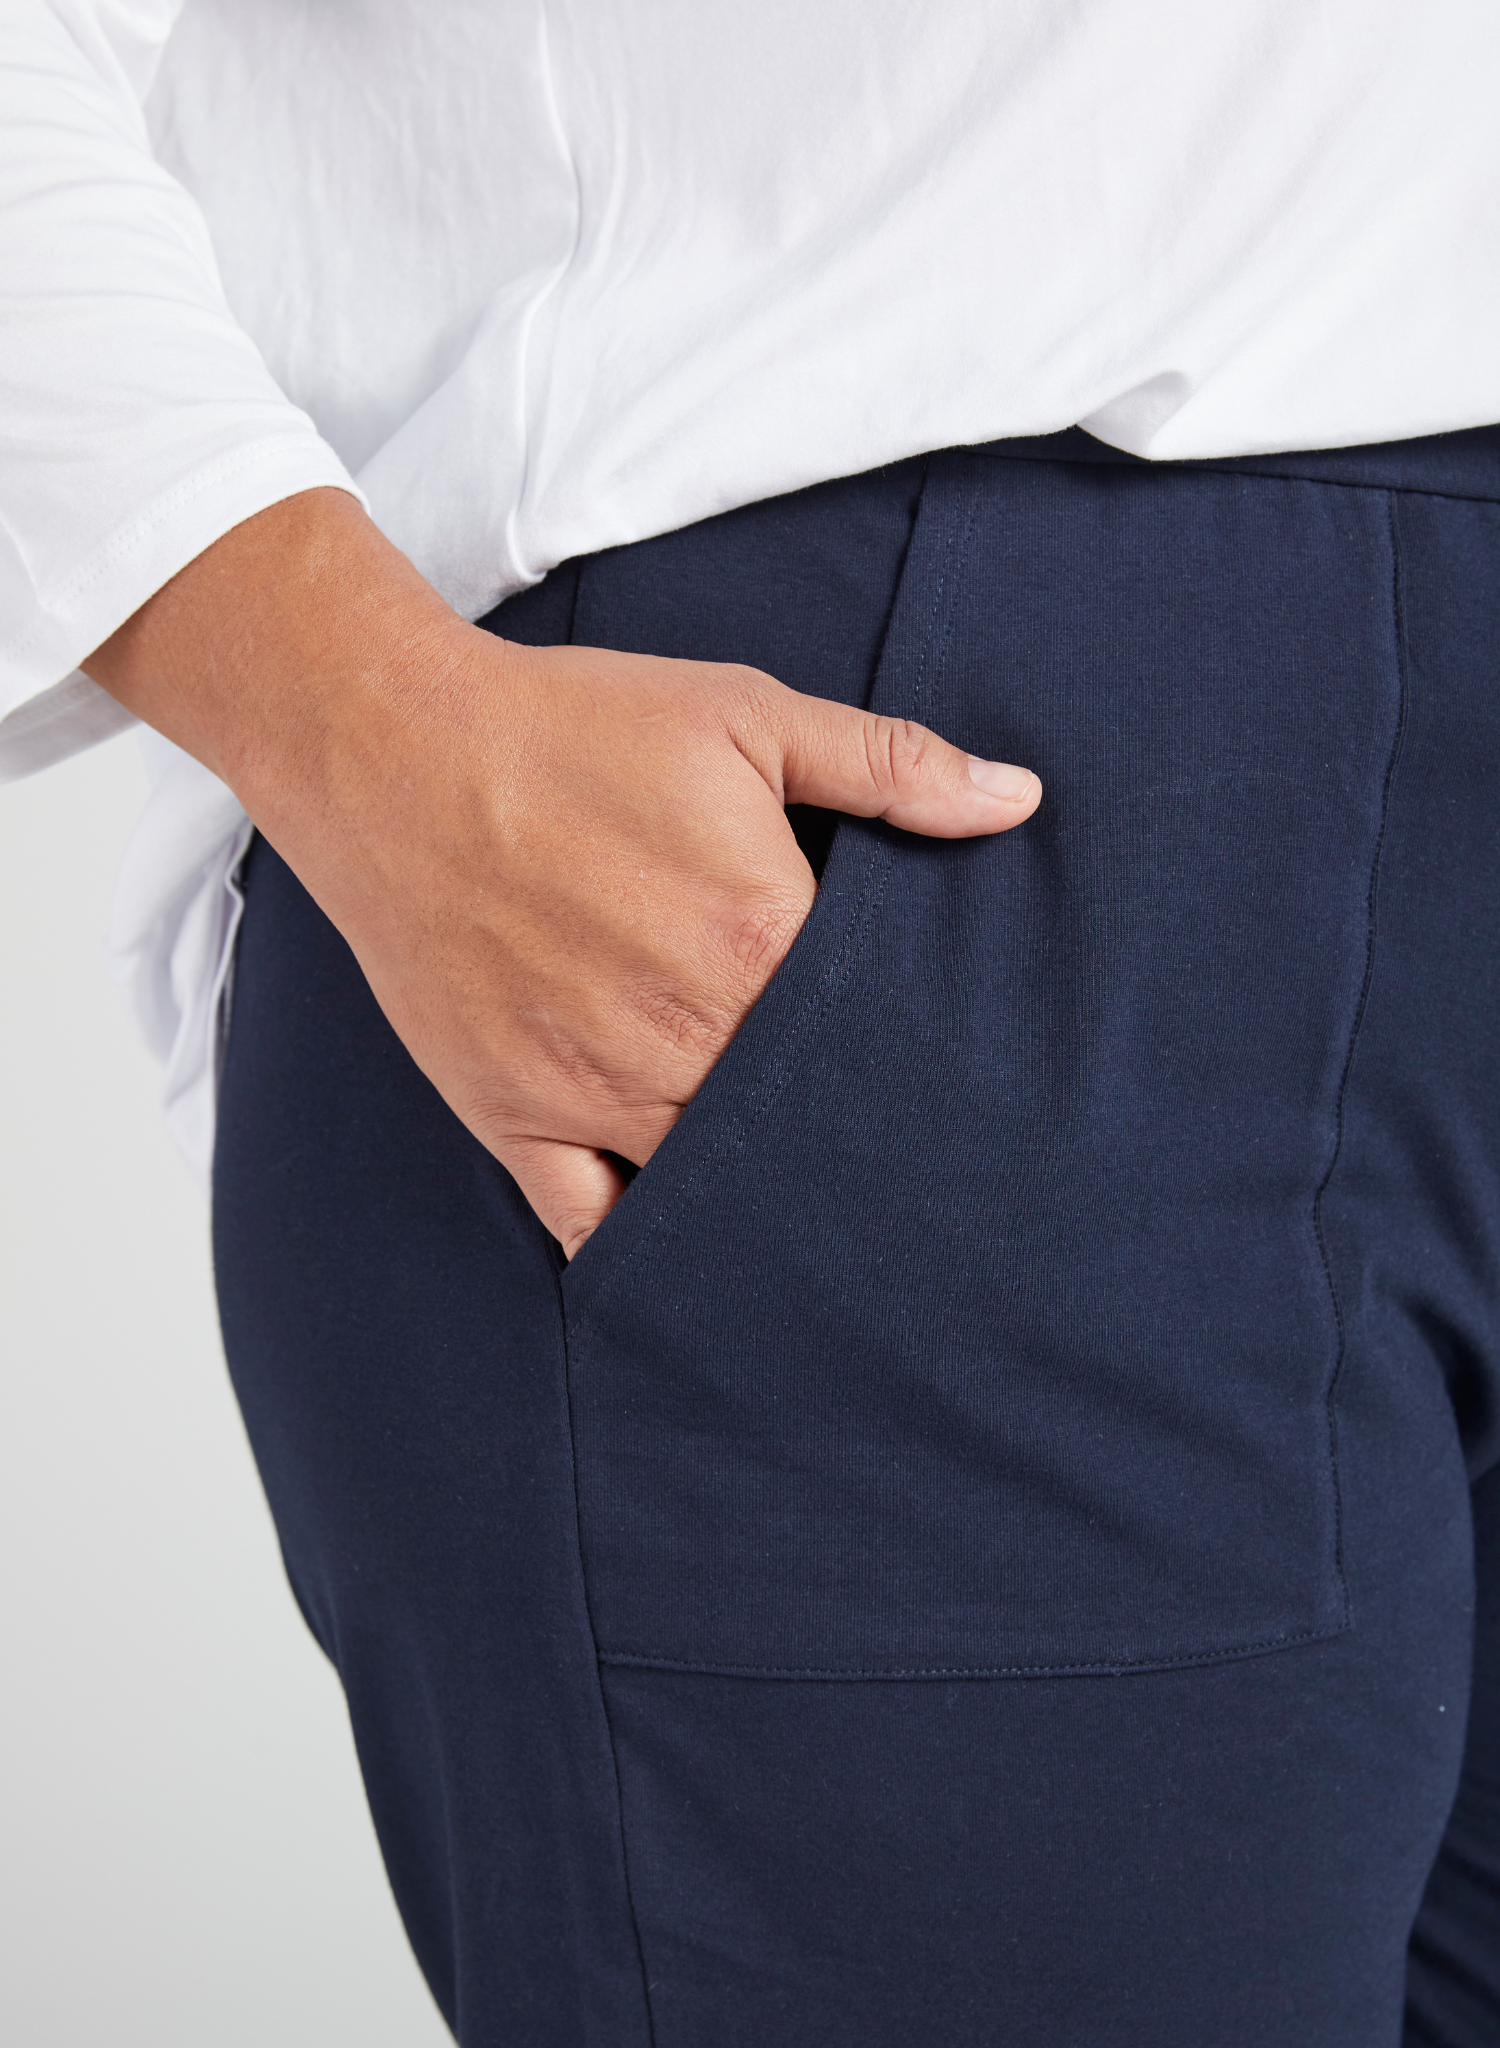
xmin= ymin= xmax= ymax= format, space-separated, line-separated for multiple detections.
xmin=3 ymin=0 xmax=1498 ymax=1177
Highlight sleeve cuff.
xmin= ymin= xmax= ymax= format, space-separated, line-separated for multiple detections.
xmin=0 ymin=434 xmax=365 ymax=783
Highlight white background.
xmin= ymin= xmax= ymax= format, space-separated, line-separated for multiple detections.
xmin=0 ymin=736 xmax=450 ymax=2046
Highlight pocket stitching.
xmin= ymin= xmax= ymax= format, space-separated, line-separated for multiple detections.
xmin=563 ymin=461 xmax=1394 ymax=1680
xmin=594 ymin=1611 xmax=1354 ymax=1682
xmin=564 ymin=829 xmax=897 ymax=1331
xmin=564 ymin=456 xmax=986 ymax=1330
xmin=1307 ymin=489 xmax=1411 ymax=1636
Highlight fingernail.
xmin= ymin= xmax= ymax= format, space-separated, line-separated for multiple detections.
xmin=968 ymin=755 xmax=1039 ymax=802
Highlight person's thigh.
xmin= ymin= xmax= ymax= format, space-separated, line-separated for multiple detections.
xmin=212 ymin=451 xmax=1500 ymax=2046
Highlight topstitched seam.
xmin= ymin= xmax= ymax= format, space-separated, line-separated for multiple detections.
xmin=564 ymin=456 xmax=981 ymax=1334
xmin=550 ymin=1250 xmax=659 ymax=2048
xmin=1309 ymin=489 xmax=1412 ymax=1638
xmin=567 ymin=457 xmax=1374 ymax=1686
xmin=595 ymin=1614 xmax=1351 ymax=1681
xmin=517 ymin=410 xmax=653 ymax=2004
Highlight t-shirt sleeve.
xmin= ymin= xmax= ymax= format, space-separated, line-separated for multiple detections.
xmin=0 ymin=0 xmax=362 ymax=781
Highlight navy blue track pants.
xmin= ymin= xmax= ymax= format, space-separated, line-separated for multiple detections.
xmin=214 ymin=430 xmax=1500 ymax=2045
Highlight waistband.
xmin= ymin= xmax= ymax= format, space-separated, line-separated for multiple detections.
xmin=970 ymin=424 xmax=1500 ymax=503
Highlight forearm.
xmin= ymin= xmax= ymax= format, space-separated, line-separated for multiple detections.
xmin=82 ymin=487 xmax=466 ymax=819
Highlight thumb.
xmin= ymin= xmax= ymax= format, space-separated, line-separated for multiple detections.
xmin=503 ymin=1135 xmax=631 ymax=1261
xmin=771 ymin=691 xmax=1040 ymax=838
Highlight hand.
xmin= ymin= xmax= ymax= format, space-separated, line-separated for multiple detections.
xmin=86 ymin=490 xmax=1040 ymax=1255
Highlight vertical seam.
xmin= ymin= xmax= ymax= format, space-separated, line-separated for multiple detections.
xmin=856 ymin=453 xmax=932 ymax=710
xmin=1311 ymin=488 xmax=1411 ymax=1618
xmin=552 ymin=1258 xmax=659 ymax=2046
xmin=549 ymin=459 xmax=983 ymax=1931
xmin=905 ymin=455 xmax=982 ymax=724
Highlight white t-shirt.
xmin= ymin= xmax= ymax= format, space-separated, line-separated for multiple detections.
xmin=3 ymin=0 xmax=1497 ymax=1170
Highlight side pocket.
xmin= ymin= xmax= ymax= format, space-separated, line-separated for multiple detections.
xmin=561 ymin=456 xmax=1400 ymax=1679
xmin=558 ymin=457 xmax=981 ymax=1321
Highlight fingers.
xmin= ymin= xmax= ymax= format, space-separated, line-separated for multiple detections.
xmin=504 ymin=1135 xmax=631 ymax=1260
xmin=772 ymin=692 xmax=1041 ymax=838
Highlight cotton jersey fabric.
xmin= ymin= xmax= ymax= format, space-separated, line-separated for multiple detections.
xmin=213 ymin=433 xmax=1500 ymax=2045
xmin=3 ymin=0 xmax=1499 ymax=1164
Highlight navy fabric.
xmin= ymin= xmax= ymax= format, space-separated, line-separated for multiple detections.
xmin=212 ymin=439 xmax=1500 ymax=2045
xmin=986 ymin=422 xmax=1500 ymax=502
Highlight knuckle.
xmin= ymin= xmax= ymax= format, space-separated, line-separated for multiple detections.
xmin=719 ymin=664 xmax=790 ymax=739
xmin=551 ymin=1203 xmax=604 ymax=1254
xmin=722 ymin=661 xmax=782 ymax=706
xmin=623 ymin=890 xmax=808 ymax=1076
xmin=865 ymin=715 xmax=934 ymax=793
xmin=632 ymin=982 xmax=731 ymax=1063
xmin=522 ymin=1021 xmax=612 ymax=1099
xmin=720 ymin=892 xmax=806 ymax=982
xmin=459 ymin=1029 xmax=607 ymax=1138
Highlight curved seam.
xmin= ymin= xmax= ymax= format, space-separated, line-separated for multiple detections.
xmin=595 ymin=1616 xmax=1350 ymax=1681
xmin=1310 ymin=489 xmax=1411 ymax=1630
xmin=564 ymin=832 xmax=893 ymax=1330
xmin=567 ymin=454 xmax=980 ymax=1332
xmin=552 ymin=1261 xmax=658 ymax=2046
xmin=568 ymin=457 xmax=1362 ymax=1692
